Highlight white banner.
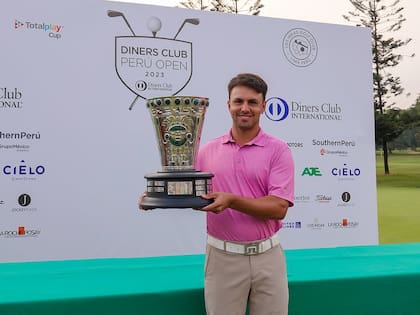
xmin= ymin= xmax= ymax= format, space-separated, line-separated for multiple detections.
xmin=0 ymin=0 xmax=377 ymax=262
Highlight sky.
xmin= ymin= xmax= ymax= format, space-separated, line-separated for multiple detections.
xmin=112 ymin=0 xmax=419 ymax=109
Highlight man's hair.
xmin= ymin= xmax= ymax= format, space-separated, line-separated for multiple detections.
xmin=228 ymin=73 xmax=268 ymax=100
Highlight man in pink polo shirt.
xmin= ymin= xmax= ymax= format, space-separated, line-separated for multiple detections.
xmin=196 ymin=73 xmax=294 ymax=315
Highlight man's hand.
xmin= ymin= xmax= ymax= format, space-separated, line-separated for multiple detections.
xmin=138 ymin=192 xmax=147 ymax=210
xmin=199 ymin=192 xmax=235 ymax=214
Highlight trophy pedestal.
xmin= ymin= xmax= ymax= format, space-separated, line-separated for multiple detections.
xmin=141 ymin=171 xmax=214 ymax=210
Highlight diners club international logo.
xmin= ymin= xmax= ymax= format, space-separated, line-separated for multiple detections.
xmin=108 ymin=10 xmax=199 ymax=110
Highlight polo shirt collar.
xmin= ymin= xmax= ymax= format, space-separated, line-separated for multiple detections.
xmin=222 ymin=128 xmax=266 ymax=147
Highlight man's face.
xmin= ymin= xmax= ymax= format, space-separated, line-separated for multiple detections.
xmin=228 ymin=85 xmax=266 ymax=131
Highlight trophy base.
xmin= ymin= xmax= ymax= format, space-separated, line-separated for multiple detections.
xmin=140 ymin=171 xmax=214 ymax=210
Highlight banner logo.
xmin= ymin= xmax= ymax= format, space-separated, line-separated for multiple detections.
xmin=108 ymin=11 xmax=199 ymax=110
xmin=283 ymin=28 xmax=318 ymax=67
xmin=265 ymin=97 xmax=289 ymax=121
xmin=18 ymin=194 xmax=31 ymax=207
xmin=14 ymin=19 xmax=63 ymax=39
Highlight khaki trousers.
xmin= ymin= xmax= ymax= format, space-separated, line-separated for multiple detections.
xmin=204 ymin=243 xmax=288 ymax=315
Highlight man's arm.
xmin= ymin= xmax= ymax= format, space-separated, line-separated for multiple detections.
xmin=200 ymin=193 xmax=289 ymax=220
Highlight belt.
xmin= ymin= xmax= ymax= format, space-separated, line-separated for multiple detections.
xmin=207 ymin=234 xmax=279 ymax=255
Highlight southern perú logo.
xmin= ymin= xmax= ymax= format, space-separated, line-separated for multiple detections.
xmin=107 ymin=10 xmax=199 ymax=110
xmin=14 ymin=19 xmax=63 ymax=39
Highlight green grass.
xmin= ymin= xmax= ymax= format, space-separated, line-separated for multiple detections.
xmin=376 ymin=151 xmax=420 ymax=244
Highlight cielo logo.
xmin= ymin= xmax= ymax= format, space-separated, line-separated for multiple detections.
xmin=2 ymin=160 xmax=46 ymax=179
xmin=265 ymin=97 xmax=289 ymax=121
xmin=331 ymin=163 xmax=361 ymax=179
xmin=14 ymin=19 xmax=63 ymax=39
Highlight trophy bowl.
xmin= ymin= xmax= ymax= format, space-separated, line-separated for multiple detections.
xmin=140 ymin=96 xmax=214 ymax=210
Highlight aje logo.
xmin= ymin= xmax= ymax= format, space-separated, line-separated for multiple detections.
xmin=0 ymin=87 xmax=23 ymax=109
xmin=0 ymin=226 xmax=41 ymax=238
xmin=301 ymin=167 xmax=322 ymax=176
xmin=265 ymin=97 xmax=343 ymax=122
xmin=14 ymin=19 xmax=63 ymax=39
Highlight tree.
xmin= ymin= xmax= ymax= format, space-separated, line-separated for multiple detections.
xmin=343 ymin=0 xmax=413 ymax=174
xmin=179 ymin=0 xmax=211 ymax=10
xmin=179 ymin=0 xmax=264 ymax=15
xmin=375 ymin=108 xmax=405 ymax=150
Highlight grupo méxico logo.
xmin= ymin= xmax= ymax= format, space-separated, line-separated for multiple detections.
xmin=265 ymin=97 xmax=343 ymax=122
xmin=14 ymin=19 xmax=63 ymax=39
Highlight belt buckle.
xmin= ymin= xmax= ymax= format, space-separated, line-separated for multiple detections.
xmin=244 ymin=243 xmax=259 ymax=255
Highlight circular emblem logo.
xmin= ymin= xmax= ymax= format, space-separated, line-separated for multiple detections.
xmin=341 ymin=192 xmax=351 ymax=203
xmin=135 ymin=80 xmax=147 ymax=91
xmin=18 ymin=194 xmax=31 ymax=207
xmin=265 ymin=97 xmax=289 ymax=121
xmin=283 ymin=28 xmax=318 ymax=67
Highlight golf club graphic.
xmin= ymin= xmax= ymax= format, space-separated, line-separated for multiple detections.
xmin=107 ymin=10 xmax=136 ymax=36
xmin=108 ymin=10 xmax=213 ymax=210
xmin=173 ymin=18 xmax=199 ymax=40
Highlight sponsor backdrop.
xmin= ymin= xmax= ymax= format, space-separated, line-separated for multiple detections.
xmin=1 ymin=0 xmax=377 ymax=262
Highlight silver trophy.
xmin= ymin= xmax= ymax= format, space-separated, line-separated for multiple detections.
xmin=140 ymin=96 xmax=213 ymax=210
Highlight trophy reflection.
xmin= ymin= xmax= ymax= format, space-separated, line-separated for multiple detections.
xmin=140 ymin=96 xmax=213 ymax=210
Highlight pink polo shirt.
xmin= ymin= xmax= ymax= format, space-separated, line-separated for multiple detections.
xmin=196 ymin=129 xmax=294 ymax=242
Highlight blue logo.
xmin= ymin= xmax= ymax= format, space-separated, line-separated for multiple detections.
xmin=265 ymin=97 xmax=289 ymax=121
xmin=2 ymin=160 xmax=45 ymax=176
